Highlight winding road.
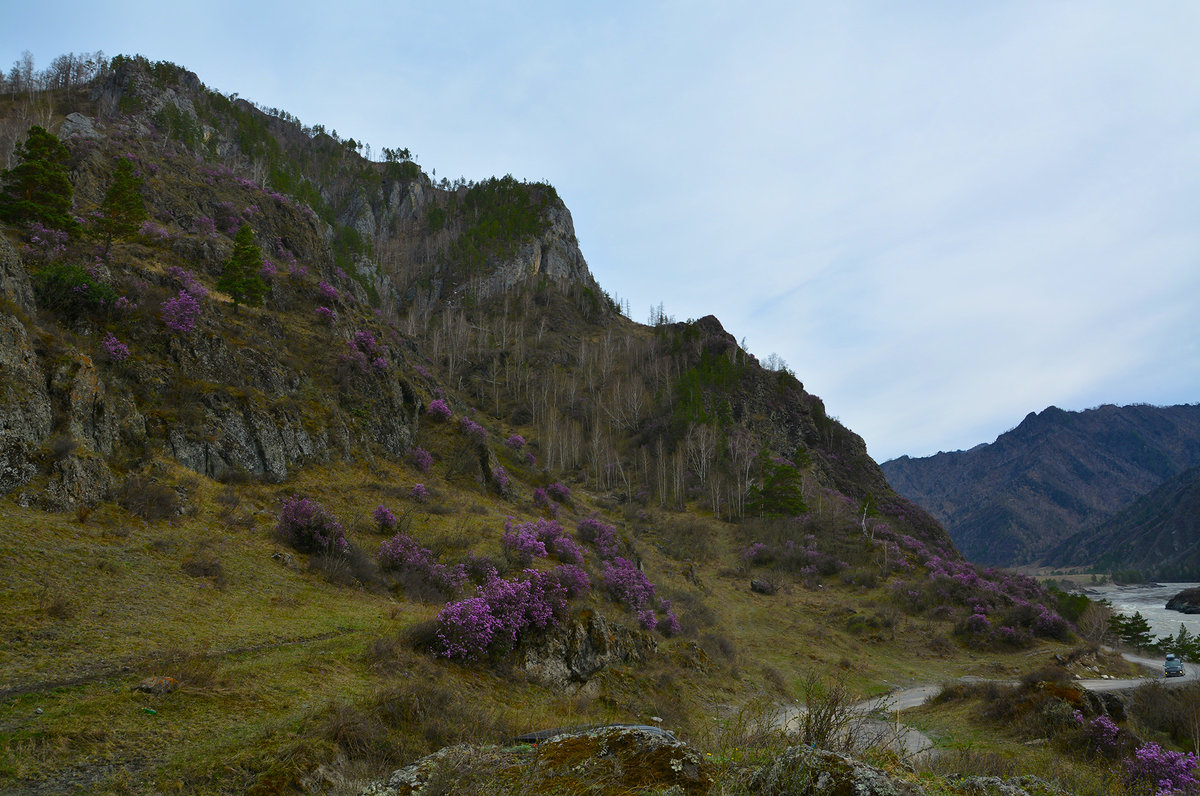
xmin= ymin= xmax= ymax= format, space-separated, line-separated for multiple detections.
xmin=777 ymin=652 xmax=1198 ymax=760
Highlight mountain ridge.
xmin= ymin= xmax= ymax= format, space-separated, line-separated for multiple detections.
xmin=881 ymin=403 xmax=1200 ymax=567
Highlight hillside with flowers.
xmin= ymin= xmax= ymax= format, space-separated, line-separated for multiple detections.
xmin=1 ymin=52 xmax=1197 ymax=796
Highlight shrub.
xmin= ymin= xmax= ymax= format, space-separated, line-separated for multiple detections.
xmin=377 ymin=531 xmax=466 ymax=597
xmin=160 ymin=289 xmax=202 ymax=333
xmin=427 ymin=399 xmax=451 ymax=421
xmin=503 ymin=518 xmax=582 ymax=565
xmin=433 ymin=570 xmax=568 ymax=661
xmin=276 ymin=495 xmax=348 ymax=555
xmin=100 ymin=332 xmax=130 ymax=362
xmin=505 ymin=434 xmax=525 ymax=450
xmin=546 ymin=481 xmax=570 ymax=502
xmin=460 ymin=416 xmax=487 ymax=442
xmin=433 ymin=597 xmax=499 ymax=661
xmin=601 ymin=557 xmax=655 ymax=611
xmin=33 ymin=261 xmax=121 ymax=319
xmin=315 ymin=305 xmax=337 ymax=325
xmin=409 ymin=446 xmax=433 ymax=473
xmin=492 ymin=465 xmax=510 ymax=496
xmin=577 ymin=516 xmax=620 ymax=559
xmin=410 ymin=483 xmax=429 ymax=502
xmin=552 ymin=564 xmax=591 ymax=598
xmin=1122 ymin=742 xmax=1199 ymax=796
xmin=373 ymin=504 xmax=397 ymax=532
xmin=116 ymin=475 xmax=179 ymax=520
xmin=1071 ymin=710 xmax=1126 ymax=758
xmin=501 ymin=523 xmax=547 ymax=565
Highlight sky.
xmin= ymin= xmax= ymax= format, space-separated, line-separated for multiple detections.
xmin=4 ymin=1 xmax=1198 ymax=462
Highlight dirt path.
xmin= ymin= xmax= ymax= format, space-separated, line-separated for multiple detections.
xmin=0 ymin=628 xmax=358 ymax=701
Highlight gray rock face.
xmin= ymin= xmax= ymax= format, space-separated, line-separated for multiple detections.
xmin=0 ymin=302 xmax=52 ymax=493
xmin=0 ymin=235 xmax=35 ymax=314
xmin=58 ymin=112 xmax=99 ymax=141
xmin=476 ymin=200 xmax=597 ymax=299
xmin=167 ymin=395 xmax=332 ymax=483
xmin=517 ymin=612 xmax=656 ymax=690
xmin=0 ymin=238 xmax=52 ymax=493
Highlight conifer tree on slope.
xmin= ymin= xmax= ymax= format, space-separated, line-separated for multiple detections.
xmin=95 ymin=156 xmax=146 ymax=259
xmin=218 ymin=223 xmax=267 ymax=312
xmin=0 ymin=125 xmax=80 ymax=235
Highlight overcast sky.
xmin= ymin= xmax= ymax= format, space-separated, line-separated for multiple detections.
xmin=5 ymin=1 xmax=1199 ymax=461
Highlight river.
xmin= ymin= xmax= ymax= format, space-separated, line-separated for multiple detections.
xmin=1080 ymin=582 xmax=1200 ymax=641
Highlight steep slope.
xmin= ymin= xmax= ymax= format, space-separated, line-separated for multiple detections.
xmin=1046 ymin=465 xmax=1200 ymax=579
xmin=881 ymin=404 xmax=1200 ymax=566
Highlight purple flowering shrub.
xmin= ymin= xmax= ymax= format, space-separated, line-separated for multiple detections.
xmin=1122 ymin=742 xmax=1199 ymax=796
xmin=23 ymin=222 xmax=69 ymax=264
xmin=167 ymin=266 xmax=207 ymax=298
xmin=433 ymin=597 xmax=499 ymax=661
xmin=338 ymin=329 xmax=387 ymax=376
xmin=460 ymin=416 xmax=488 ymax=442
xmin=138 ymin=220 xmax=172 ymax=244
xmin=505 ymin=434 xmax=526 ymax=450
xmin=577 ymin=517 xmax=620 ymax=559
xmin=601 ymin=557 xmax=656 ymax=612
xmin=276 ymin=496 xmax=349 ymax=555
xmin=739 ymin=534 xmax=846 ymax=582
xmin=315 ymin=306 xmax=337 ymax=325
xmin=889 ymin=544 xmax=1072 ymax=649
xmin=377 ymin=532 xmax=467 ymax=597
xmin=409 ymin=446 xmax=433 ymax=473
xmin=160 ymin=289 xmax=202 ymax=333
xmin=1071 ymin=710 xmax=1127 ymax=759
xmin=552 ymin=564 xmax=591 ymax=598
xmin=501 ymin=523 xmax=547 ymax=565
xmin=100 ymin=332 xmax=130 ymax=362
xmin=318 ymin=280 xmax=339 ymax=302
xmin=433 ymin=569 xmax=569 ymax=661
xmin=427 ymin=399 xmax=451 ymax=421
xmin=492 ymin=465 xmax=511 ymax=496
xmin=532 ymin=487 xmax=554 ymax=513
xmin=502 ymin=518 xmax=583 ymax=566
xmin=546 ymin=482 xmax=570 ymax=502
xmin=373 ymin=504 xmax=397 ymax=532
xmin=410 ymin=483 xmax=429 ymax=502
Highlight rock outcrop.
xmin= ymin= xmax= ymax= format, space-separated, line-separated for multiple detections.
xmin=1167 ymin=587 xmax=1200 ymax=615
xmin=517 ymin=612 xmax=656 ymax=690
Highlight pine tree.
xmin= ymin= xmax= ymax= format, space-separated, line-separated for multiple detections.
xmin=95 ymin=157 xmax=146 ymax=258
xmin=217 ymin=223 xmax=267 ymax=312
xmin=0 ymin=125 xmax=80 ymax=234
xmin=1117 ymin=611 xmax=1154 ymax=650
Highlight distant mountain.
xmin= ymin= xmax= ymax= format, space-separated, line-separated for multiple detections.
xmin=1046 ymin=465 xmax=1200 ymax=579
xmin=880 ymin=404 xmax=1200 ymax=566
